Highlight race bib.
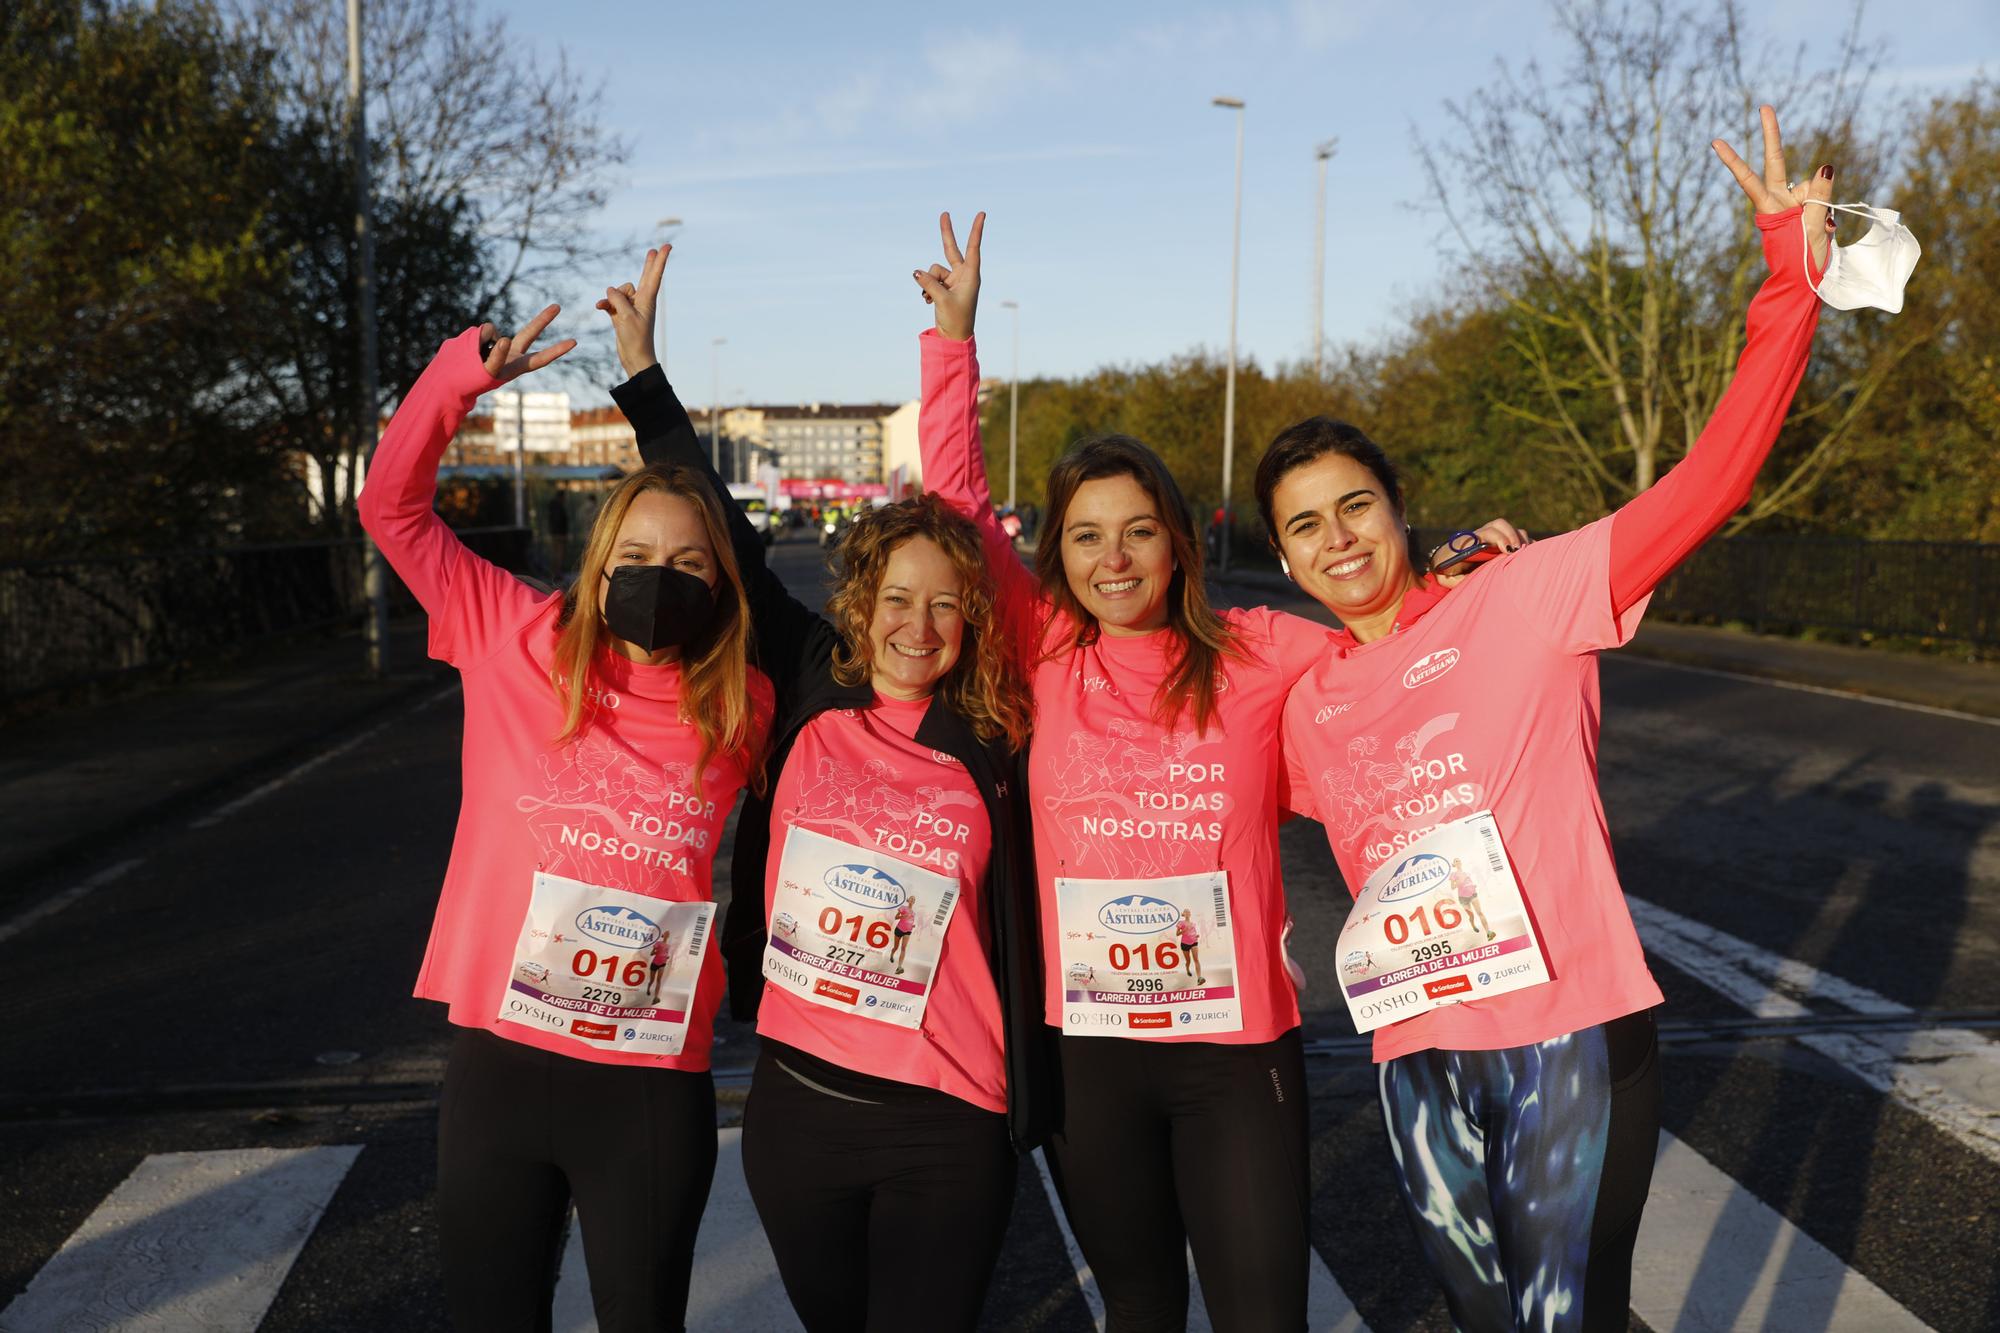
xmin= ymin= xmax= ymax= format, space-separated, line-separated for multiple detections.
xmin=499 ymin=870 xmax=713 ymax=1056
xmin=762 ymin=825 xmax=961 ymax=1030
xmin=1337 ymin=811 xmax=1550 ymax=1033
xmin=1055 ymin=871 xmax=1242 ymax=1037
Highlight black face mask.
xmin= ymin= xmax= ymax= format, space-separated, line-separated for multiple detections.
xmin=601 ymin=565 xmax=715 ymax=653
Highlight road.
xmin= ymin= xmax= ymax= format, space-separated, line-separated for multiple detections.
xmin=2 ymin=535 xmax=1995 ymax=1331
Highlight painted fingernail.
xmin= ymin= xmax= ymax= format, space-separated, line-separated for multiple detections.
xmin=1819 ymin=164 xmax=1834 ymax=180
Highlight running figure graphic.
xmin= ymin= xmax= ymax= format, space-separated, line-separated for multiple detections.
xmin=1450 ymin=857 xmax=1495 ymax=941
xmin=891 ymin=891 xmax=917 ymax=975
xmin=645 ymin=924 xmax=674 ymax=1001
xmin=1165 ymin=908 xmax=1205 ymax=986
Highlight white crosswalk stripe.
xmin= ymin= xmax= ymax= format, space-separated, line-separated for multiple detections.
xmin=1631 ymin=894 xmax=2000 ymax=1167
xmin=1 ymin=1145 xmax=359 ymax=1333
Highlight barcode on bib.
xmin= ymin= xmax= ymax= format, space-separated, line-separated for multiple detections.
xmin=931 ymin=896 xmax=952 ymax=929
xmin=1479 ymin=822 xmax=1505 ymax=876
xmin=1211 ymin=877 xmax=1229 ymax=929
xmin=685 ymin=912 xmax=709 ymax=958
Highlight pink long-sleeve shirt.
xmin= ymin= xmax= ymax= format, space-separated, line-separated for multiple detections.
xmin=919 ymin=332 xmax=1332 ymax=1044
xmin=358 ymin=327 xmax=773 ymax=1070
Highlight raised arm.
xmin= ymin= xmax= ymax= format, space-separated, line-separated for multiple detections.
xmin=1606 ymin=106 xmax=1833 ymax=613
xmin=357 ymin=308 xmax=575 ymax=666
xmin=911 ymin=212 xmax=1047 ymax=654
xmin=598 ymin=249 xmax=833 ymax=693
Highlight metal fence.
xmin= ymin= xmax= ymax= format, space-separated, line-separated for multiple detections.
xmin=0 ymin=527 xmax=531 ymax=702
xmin=1402 ymin=528 xmax=1999 ymax=647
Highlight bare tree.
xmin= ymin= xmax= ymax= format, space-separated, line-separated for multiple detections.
xmin=227 ymin=0 xmax=628 ymax=529
xmin=1416 ymin=0 xmax=1910 ymax=526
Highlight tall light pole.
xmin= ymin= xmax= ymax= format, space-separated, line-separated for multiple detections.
xmin=709 ymin=337 xmax=727 ymax=472
xmin=1212 ymin=95 xmax=1245 ymax=573
xmin=656 ymin=216 xmax=681 ymax=373
xmin=1313 ymin=139 xmax=1337 ymax=380
xmin=1000 ymin=300 xmax=1020 ymax=510
xmin=346 ymin=0 xmax=389 ymax=676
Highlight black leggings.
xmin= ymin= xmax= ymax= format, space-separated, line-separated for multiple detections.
xmin=436 ymin=1026 xmax=717 ymax=1333
xmin=740 ymin=1041 xmax=1017 ymax=1333
xmin=1378 ymin=1008 xmax=1662 ymax=1333
xmin=1046 ymin=1028 xmax=1311 ymax=1332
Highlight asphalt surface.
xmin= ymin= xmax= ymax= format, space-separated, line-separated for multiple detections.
xmin=3 ymin=534 xmax=1996 ymax=1331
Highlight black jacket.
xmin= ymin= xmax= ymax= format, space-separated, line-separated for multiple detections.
xmin=611 ymin=365 xmax=1055 ymax=1150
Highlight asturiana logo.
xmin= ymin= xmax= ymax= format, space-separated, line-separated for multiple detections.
xmin=1402 ymin=648 xmax=1461 ymax=689
xmin=1097 ymin=894 xmax=1182 ymax=935
xmin=824 ymin=863 xmax=906 ymax=911
xmin=1379 ymin=852 xmax=1450 ymax=903
xmin=575 ymin=905 xmax=659 ymax=948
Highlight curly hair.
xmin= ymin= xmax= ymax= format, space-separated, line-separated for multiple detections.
xmin=826 ymin=494 xmax=1032 ymax=751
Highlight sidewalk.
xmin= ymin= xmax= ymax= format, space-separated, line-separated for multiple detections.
xmin=0 ymin=619 xmax=450 ymax=899
xmin=1212 ymin=566 xmax=2000 ymax=719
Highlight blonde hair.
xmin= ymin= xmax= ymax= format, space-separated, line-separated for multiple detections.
xmin=825 ymin=495 xmax=1032 ymax=751
xmin=549 ymin=464 xmax=763 ymax=794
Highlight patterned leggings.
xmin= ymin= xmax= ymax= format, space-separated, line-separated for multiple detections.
xmin=1378 ymin=1009 xmax=1661 ymax=1333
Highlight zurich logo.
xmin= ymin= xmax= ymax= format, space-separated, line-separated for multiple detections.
xmin=825 ymin=863 xmax=906 ymax=910
xmin=1097 ymin=894 xmax=1181 ymax=935
xmin=1477 ymin=973 xmax=1490 ymax=986
xmin=1380 ymin=852 xmax=1450 ymax=903
xmin=576 ymin=905 xmax=659 ymax=949
xmin=623 ymin=1028 xmax=637 ymax=1040
xmin=865 ymin=995 xmax=878 ymax=1007
xmin=1179 ymin=1012 xmax=1192 ymax=1024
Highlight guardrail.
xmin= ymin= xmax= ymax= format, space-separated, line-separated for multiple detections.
xmin=0 ymin=527 xmax=532 ymax=701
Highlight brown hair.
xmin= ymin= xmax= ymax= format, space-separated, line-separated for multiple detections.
xmin=1254 ymin=416 xmax=1423 ymax=568
xmin=549 ymin=463 xmax=763 ymax=794
xmin=1033 ymin=434 xmax=1241 ymax=734
xmin=826 ymin=494 xmax=1032 ymax=751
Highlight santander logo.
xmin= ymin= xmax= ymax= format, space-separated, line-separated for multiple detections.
xmin=1402 ymin=648 xmax=1461 ymax=690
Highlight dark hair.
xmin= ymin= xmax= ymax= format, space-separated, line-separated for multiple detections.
xmin=825 ymin=493 xmax=1031 ymax=750
xmin=1034 ymin=434 xmax=1240 ymax=734
xmin=1253 ymin=416 xmax=1421 ymax=565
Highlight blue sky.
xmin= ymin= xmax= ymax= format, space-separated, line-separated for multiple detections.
xmin=487 ymin=0 xmax=1997 ymax=407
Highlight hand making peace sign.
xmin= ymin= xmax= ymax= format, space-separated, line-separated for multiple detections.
xmin=596 ymin=244 xmax=670 ymax=380
xmin=911 ymin=211 xmax=985 ymax=342
xmin=1711 ymin=104 xmax=1834 ymax=271
xmin=478 ymin=305 xmax=576 ymax=384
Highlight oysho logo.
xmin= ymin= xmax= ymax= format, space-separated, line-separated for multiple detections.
xmin=1315 ymin=701 xmax=1355 ymax=725
xmin=1097 ymin=894 xmax=1182 ymax=935
xmin=1379 ymin=852 xmax=1450 ymax=903
xmin=824 ymin=863 xmax=906 ymax=910
xmin=1402 ymin=648 xmax=1461 ymax=690
xmin=575 ymin=905 xmax=659 ymax=949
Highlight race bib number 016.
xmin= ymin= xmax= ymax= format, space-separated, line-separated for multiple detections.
xmin=1055 ymin=871 xmax=1242 ymax=1037
xmin=762 ymin=825 xmax=960 ymax=1030
xmin=1338 ymin=810 xmax=1549 ymax=1033
xmin=500 ymin=871 xmax=714 ymax=1056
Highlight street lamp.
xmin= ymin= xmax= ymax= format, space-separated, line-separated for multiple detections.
xmin=1313 ymin=140 xmax=1337 ymax=380
xmin=1000 ymin=300 xmax=1020 ymax=511
xmin=656 ymin=216 xmax=682 ymax=373
xmin=1212 ymin=95 xmax=1245 ymax=573
xmin=710 ymin=337 xmax=727 ymax=472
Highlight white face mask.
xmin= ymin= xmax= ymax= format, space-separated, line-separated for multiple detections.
xmin=1802 ymin=202 xmax=1921 ymax=314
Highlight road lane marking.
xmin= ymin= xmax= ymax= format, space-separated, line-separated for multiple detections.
xmin=0 ymin=684 xmax=459 ymax=948
xmin=555 ymin=1127 xmax=801 ymax=1332
xmin=0 ymin=857 xmax=141 ymax=947
xmin=0 ymin=1145 xmax=359 ymax=1332
xmin=1613 ymin=655 xmax=2000 ymax=727
xmin=1631 ymin=895 xmax=2000 ymax=1168
xmin=188 ymin=682 xmax=461 ymax=829
xmin=1636 ymin=1132 xmax=1932 ymax=1331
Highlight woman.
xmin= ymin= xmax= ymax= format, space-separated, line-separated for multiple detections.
xmin=1262 ymin=109 xmax=1839 ymax=1331
xmin=596 ymin=246 xmax=1051 ymax=1333
xmin=911 ymin=214 xmax=1521 ymax=1330
xmin=357 ymin=306 xmax=774 ymax=1331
